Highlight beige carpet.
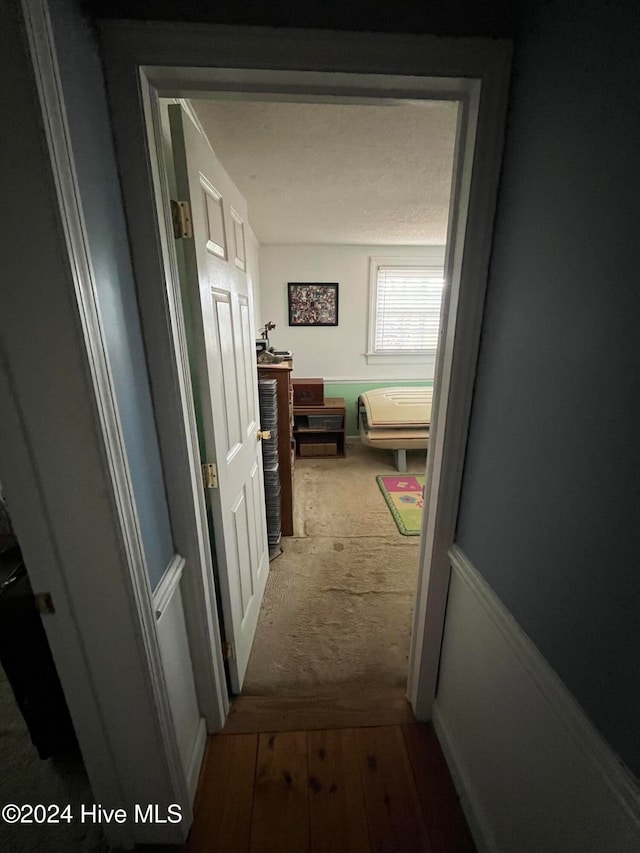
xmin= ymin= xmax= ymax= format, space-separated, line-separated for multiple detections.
xmin=242 ymin=442 xmax=427 ymax=696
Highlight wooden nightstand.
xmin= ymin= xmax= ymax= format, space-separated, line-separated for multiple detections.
xmin=293 ymin=397 xmax=346 ymax=458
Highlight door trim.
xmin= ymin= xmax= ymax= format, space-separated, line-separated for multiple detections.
xmin=16 ymin=1 xmax=191 ymax=845
xmin=99 ymin=22 xmax=511 ymax=724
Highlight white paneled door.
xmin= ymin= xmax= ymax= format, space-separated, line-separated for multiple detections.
xmin=169 ymin=104 xmax=269 ymax=693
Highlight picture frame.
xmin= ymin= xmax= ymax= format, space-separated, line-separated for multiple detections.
xmin=287 ymin=283 xmax=339 ymax=326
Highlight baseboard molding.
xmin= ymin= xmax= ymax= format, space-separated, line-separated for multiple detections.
xmin=186 ymin=717 xmax=207 ymax=804
xmin=432 ymin=703 xmax=498 ymax=853
xmin=433 ymin=544 xmax=640 ymax=853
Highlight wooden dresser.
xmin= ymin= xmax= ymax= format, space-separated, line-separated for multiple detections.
xmin=257 ymin=363 xmax=294 ymax=536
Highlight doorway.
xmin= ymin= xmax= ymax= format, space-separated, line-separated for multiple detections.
xmin=157 ymin=93 xmax=457 ymax=700
xmin=18 ymin=15 xmax=511 ymax=846
xmin=0 ymin=492 xmax=102 ymax=852
xmin=100 ymin=27 xmax=510 ymax=735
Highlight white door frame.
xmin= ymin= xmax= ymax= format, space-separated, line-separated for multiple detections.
xmin=6 ymin=2 xmax=192 ymax=846
xmin=99 ymin=21 xmax=511 ymax=723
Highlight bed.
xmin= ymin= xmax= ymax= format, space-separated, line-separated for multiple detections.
xmin=357 ymin=386 xmax=432 ymax=472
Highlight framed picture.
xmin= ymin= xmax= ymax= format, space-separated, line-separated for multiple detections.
xmin=287 ymin=283 xmax=339 ymax=326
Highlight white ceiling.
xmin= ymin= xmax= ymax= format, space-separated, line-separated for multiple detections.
xmin=191 ymin=99 xmax=458 ymax=246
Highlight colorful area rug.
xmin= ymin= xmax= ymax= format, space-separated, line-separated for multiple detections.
xmin=376 ymin=474 xmax=426 ymax=536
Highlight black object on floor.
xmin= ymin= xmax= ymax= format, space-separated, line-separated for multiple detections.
xmin=0 ymin=546 xmax=78 ymax=759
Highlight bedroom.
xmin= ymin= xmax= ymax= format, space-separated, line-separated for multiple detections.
xmin=160 ymin=95 xmax=456 ymax=701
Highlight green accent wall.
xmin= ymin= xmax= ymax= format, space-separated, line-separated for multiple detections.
xmin=325 ymin=381 xmax=432 ymax=435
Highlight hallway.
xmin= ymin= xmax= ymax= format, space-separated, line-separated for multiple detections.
xmin=188 ymin=710 xmax=475 ymax=852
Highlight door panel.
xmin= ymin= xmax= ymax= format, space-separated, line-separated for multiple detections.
xmin=202 ymin=179 xmax=227 ymax=258
xmin=231 ymin=489 xmax=252 ymax=616
xmin=212 ymin=292 xmax=242 ymax=454
xmin=170 ymin=104 xmax=269 ymax=692
xmin=231 ymin=208 xmax=246 ymax=270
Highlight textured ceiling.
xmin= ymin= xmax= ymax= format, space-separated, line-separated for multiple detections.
xmin=191 ymin=100 xmax=458 ymax=245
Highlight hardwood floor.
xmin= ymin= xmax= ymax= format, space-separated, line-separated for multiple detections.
xmin=188 ymin=720 xmax=475 ymax=853
xmin=223 ymin=689 xmax=416 ymax=734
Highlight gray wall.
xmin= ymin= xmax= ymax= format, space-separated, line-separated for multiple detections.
xmin=457 ymin=0 xmax=640 ymax=777
xmin=49 ymin=1 xmax=174 ymax=590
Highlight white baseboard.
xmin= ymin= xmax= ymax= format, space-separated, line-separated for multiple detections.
xmin=432 ymin=703 xmax=498 ymax=853
xmin=433 ymin=545 xmax=640 ymax=853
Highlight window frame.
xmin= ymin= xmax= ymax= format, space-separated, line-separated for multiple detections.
xmin=366 ymin=251 xmax=446 ymax=364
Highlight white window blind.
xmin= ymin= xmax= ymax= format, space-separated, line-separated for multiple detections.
xmin=374 ymin=265 xmax=445 ymax=353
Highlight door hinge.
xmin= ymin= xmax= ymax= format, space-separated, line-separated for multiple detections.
xmin=201 ymin=462 xmax=218 ymax=489
xmin=222 ymin=642 xmax=234 ymax=661
xmin=171 ymin=199 xmax=193 ymax=239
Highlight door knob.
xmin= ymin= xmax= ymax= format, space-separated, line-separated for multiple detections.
xmin=257 ymin=429 xmax=271 ymax=441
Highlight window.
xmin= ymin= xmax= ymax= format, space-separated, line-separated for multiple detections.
xmin=367 ymin=256 xmax=446 ymax=364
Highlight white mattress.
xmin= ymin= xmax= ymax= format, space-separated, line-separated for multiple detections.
xmin=360 ymin=387 xmax=432 ymax=428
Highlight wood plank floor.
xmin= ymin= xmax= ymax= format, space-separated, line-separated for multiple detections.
xmin=188 ymin=723 xmax=475 ymax=853
xmin=223 ymin=689 xmax=416 ymax=734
